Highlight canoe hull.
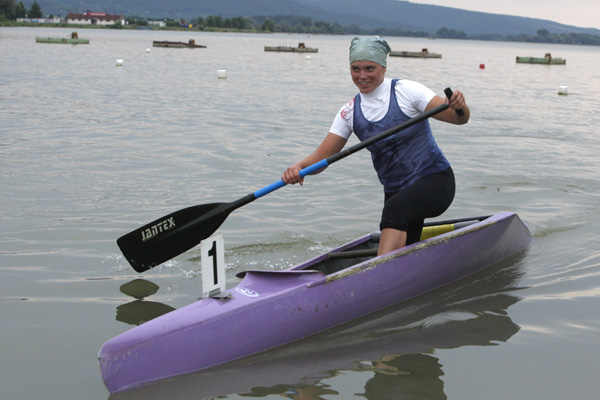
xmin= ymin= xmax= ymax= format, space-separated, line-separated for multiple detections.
xmin=99 ymin=212 xmax=531 ymax=393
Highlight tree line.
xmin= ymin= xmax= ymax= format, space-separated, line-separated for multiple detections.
xmin=1 ymin=0 xmax=43 ymax=19
xmin=478 ymin=29 xmax=600 ymax=46
xmin=342 ymin=24 xmax=600 ymax=45
xmin=178 ymin=14 xmax=600 ymax=45
xmin=2 ymin=3 xmax=599 ymax=46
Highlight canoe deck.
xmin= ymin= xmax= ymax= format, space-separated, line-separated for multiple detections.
xmin=99 ymin=212 xmax=531 ymax=393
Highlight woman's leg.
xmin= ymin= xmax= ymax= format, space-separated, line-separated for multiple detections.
xmin=378 ymin=228 xmax=407 ymax=256
xmin=378 ymin=168 xmax=455 ymax=255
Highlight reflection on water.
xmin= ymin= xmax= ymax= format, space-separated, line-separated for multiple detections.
xmin=238 ymin=354 xmax=446 ymax=400
xmin=361 ymin=354 xmax=445 ymax=400
xmin=119 ymin=279 xmax=160 ymax=299
xmin=116 ymin=279 xmax=175 ymax=326
xmin=241 ymin=384 xmax=338 ymax=399
xmin=116 ymin=301 xmax=175 ymax=326
xmin=109 ymin=252 xmax=525 ymax=400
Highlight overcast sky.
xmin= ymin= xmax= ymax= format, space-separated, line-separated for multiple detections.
xmin=409 ymin=0 xmax=600 ymax=30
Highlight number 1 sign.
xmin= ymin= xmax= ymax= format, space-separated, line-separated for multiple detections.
xmin=201 ymin=234 xmax=226 ymax=298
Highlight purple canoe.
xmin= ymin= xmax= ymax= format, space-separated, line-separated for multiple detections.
xmin=99 ymin=211 xmax=531 ymax=393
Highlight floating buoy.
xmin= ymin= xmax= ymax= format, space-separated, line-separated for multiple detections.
xmin=479 ymin=63 xmax=485 ymax=69
xmin=305 ymin=55 xmax=311 ymax=60
xmin=116 ymin=59 xmax=124 ymax=66
xmin=217 ymin=69 xmax=227 ymax=79
xmin=558 ymin=85 xmax=568 ymax=95
xmin=146 ymin=48 xmax=151 ymax=53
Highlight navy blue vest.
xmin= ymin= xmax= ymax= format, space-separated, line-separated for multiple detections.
xmin=353 ymin=79 xmax=450 ymax=193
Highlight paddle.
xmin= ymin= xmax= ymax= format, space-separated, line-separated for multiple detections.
xmin=118 ymin=88 xmax=462 ymax=272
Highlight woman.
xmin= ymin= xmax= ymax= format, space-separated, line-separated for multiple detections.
xmin=282 ymin=36 xmax=470 ymax=255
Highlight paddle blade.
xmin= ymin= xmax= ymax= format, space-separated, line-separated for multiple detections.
xmin=117 ymin=203 xmax=230 ymax=273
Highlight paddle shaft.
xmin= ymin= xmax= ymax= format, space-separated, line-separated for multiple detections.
xmin=204 ymin=98 xmax=454 ymax=215
xmin=253 ymin=101 xmax=451 ymax=200
xmin=118 ymin=89 xmax=460 ymax=271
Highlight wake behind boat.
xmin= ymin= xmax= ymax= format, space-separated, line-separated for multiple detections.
xmin=99 ymin=211 xmax=531 ymax=393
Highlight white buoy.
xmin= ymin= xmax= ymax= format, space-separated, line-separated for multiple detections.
xmin=558 ymin=85 xmax=568 ymax=95
xmin=217 ymin=69 xmax=227 ymax=79
xmin=116 ymin=59 xmax=124 ymax=67
xmin=146 ymin=48 xmax=151 ymax=53
xmin=305 ymin=55 xmax=311 ymax=60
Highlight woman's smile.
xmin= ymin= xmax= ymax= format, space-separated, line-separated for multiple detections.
xmin=350 ymin=60 xmax=386 ymax=93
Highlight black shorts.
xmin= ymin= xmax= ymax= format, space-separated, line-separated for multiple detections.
xmin=380 ymin=167 xmax=455 ymax=245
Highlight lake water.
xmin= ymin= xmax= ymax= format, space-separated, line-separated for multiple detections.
xmin=1 ymin=27 xmax=600 ymax=399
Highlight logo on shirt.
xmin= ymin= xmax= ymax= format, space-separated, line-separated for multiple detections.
xmin=340 ymin=98 xmax=355 ymax=120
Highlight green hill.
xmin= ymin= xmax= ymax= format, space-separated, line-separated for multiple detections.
xmin=32 ymin=0 xmax=600 ymax=36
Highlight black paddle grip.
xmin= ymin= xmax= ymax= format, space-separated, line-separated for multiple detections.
xmin=444 ymin=87 xmax=465 ymax=117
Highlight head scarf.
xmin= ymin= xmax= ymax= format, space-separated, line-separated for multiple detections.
xmin=349 ymin=36 xmax=391 ymax=67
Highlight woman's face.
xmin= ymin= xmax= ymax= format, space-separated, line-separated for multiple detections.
xmin=350 ymin=61 xmax=386 ymax=94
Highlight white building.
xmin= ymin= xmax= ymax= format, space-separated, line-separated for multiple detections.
xmin=66 ymin=12 xmax=124 ymax=26
xmin=17 ymin=17 xmax=64 ymax=24
xmin=148 ymin=21 xmax=166 ymax=28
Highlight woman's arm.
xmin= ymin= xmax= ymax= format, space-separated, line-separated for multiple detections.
xmin=282 ymin=133 xmax=348 ymax=185
xmin=428 ymin=90 xmax=470 ymax=124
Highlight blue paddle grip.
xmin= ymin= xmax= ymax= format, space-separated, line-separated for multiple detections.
xmin=253 ymin=159 xmax=329 ymax=199
xmin=300 ymin=159 xmax=329 ymax=178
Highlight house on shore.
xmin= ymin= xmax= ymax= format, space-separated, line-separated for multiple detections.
xmin=17 ymin=17 xmax=64 ymax=24
xmin=147 ymin=20 xmax=166 ymax=28
xmin=66 ymin=12 xmax=124 ymax=26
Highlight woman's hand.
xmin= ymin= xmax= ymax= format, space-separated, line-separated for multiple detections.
xmin=447 ymin=89 xmax=466 ymax=112
xmin=281 ymin=133 xmax=347 ymax=186
xmin=429 ymin=90 xmax=470 ymax=124
xmin=282 ymin=164 xmax=304 ymax=185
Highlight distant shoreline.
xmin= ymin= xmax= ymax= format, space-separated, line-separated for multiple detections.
xmin=3 ymin=22 xmax=599 ymax=46
xmin=0 ymin=22 xmax=267 ymax=33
